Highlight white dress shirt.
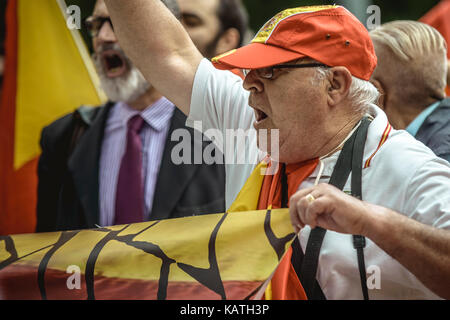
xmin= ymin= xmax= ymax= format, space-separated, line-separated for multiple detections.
xmin=99 ymin=98 xmax=175 ymax=227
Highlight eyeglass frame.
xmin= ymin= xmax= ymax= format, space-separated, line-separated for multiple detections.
xmin=243 ymin=63 xmax=329 ymax=79
xmin=84 ymin=16 xmax=114 ymax=38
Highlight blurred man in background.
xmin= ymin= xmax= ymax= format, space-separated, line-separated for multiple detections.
xmin=36 ymin=0 xmax=226 ymax=232
xmin=420 ymin=0 xmax=450 ymax=96
xmin=179 ymin=0 xmax=249 ymax=59
xmin=370 ymin=21 xmax=450 ymax=162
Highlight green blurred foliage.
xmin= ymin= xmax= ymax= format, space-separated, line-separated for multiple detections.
xmin=65 ymin=0 xmax=442 ymax=52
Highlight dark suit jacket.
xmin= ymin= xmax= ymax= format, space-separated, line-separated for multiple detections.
xmin=416 ymin=98 xmax=450 ymax=162
xmin=36 ymin=102 xmax=225 ymax=232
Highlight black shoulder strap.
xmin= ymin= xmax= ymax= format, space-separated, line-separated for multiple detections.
xmin=351 ymin=118 xmax=371 ymax=300
xmin=297 ymin=123 xmax=358 ymax=299
xmin=287 ymin=117 xmax=371 ymax=300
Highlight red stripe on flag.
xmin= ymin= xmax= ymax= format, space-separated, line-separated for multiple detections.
xmin=0 ymin=0 xmax=37 ymax=236
xmin=0 ymin=264 xmax=262 ymax=300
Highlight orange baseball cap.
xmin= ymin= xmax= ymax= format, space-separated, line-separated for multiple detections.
xmin=212 ymin=5 xmax=377 ymax=81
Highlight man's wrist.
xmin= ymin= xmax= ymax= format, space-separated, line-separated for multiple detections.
xmin=360 ymin=202 xmax=393 ymax=241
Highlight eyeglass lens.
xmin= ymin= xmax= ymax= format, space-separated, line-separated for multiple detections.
xmin=85 ymin=17 xmax=114 ymax=37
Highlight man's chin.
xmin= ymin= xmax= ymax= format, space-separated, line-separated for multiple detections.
xmin=100 ymin=77 xmax=132 ymax=102
xmin=100 ymin=75 xmax=151 ymax=104
xmin=256 ymin=129 xmax=281 ymax=156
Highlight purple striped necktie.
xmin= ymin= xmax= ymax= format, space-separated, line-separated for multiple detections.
xmin=114 ymin=114 xmax=145 ymax=225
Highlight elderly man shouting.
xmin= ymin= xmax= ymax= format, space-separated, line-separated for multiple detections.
xmin=104 ymin=2 xmax=450 ymax=300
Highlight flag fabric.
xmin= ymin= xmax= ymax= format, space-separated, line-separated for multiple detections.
xmin=0 ymin=209 xmax=295 ymax=300
xmin=0 ymin=0 xmax=105 ymax=235
xmin=420 ymin=0 xmax=450 ymax=96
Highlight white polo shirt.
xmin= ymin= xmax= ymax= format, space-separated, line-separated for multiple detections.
xmin=188 ymin=59 xmax=450 ymax=299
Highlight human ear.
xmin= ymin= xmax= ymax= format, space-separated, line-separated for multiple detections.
xmin=214 ymin=28 xmax=240 ymax=56
xmin=326 ymin=67 xmax=352 ymax=107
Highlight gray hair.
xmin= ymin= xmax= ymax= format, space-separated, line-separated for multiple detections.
xmin=370 ymin=20 xmax=447 ymax=63
xmin=370 ymin=20 xmax=447 ymax=100
xmin=313 ymin=67 xmax=380 ymax=113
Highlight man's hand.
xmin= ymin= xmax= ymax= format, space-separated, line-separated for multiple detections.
xmin=289 ymin=183 xmax=450 ymax=299
xmin=289 ymin=183 xmax=376 ymax=235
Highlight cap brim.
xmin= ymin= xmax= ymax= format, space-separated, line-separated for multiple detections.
xmin=212 ymin=42 xmax=306 ymax=70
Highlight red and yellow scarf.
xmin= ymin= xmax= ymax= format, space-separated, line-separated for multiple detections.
xmin=228 ymin=158 xmax=319 ymax=299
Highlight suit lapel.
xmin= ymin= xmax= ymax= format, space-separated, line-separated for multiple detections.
xmin=68 ymin=102 xmax=113 ymax=227
xmin=150 ymin=108 xmax=200 ymax=220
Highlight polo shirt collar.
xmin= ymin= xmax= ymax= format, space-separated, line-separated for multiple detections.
xmin=308 ymin=104 xmax=393 ymax=179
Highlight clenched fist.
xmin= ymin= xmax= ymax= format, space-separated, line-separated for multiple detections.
xmin=289 ymin=183 xmax=378 ymax=235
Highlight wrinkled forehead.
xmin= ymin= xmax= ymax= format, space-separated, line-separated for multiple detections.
xmin=93 ymin=0 xmax=109 ymax=17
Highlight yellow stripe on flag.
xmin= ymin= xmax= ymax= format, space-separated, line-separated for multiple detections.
xmin=14 ymin=0 xmax=105 ymax=169
xmin=0 ymin=209 xmax=296 ymax=299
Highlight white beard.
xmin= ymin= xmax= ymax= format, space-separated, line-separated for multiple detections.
xmin=93 ymin=46 xmax=151 ymax=104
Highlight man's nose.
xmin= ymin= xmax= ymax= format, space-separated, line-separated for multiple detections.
xmin=97 ymin=21 xmax=117 ymax=43
xmin=243 ymin=70 xmax=264 ymax=93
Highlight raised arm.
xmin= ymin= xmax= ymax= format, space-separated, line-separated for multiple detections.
xmin=104 ymin=0 xmax=203 ymax=114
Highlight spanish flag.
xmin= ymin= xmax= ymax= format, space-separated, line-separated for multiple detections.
xmin=0 ymin=209 xmax=295 ymax=300
xmin=420 ymin=0 xmax=450 ymax=96
xmin=0 ymin=0 xmax=105 ymax=235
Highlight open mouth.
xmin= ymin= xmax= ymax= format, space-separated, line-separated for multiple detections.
xmin=254 ymin=109 xmax=268 ymax=123
xmin=100 ymin=50 xmax=127 ymax=78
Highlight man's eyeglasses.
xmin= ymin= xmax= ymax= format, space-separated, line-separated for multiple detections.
xmin=243 ymin=63 xmax=329 ymax=80
xmin=84 ymin=16 xmax=114 ymax=38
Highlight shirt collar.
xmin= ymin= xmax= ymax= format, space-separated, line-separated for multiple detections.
xmin=308 ymin=104 xmax=393 ymax=177
xmin=406 ymin=101 xmax=441 ymax=137
xmin=115 ymin=97 xmax=175 ymax=132
xmin=140 ymin=97 xmax=175 ymax=131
